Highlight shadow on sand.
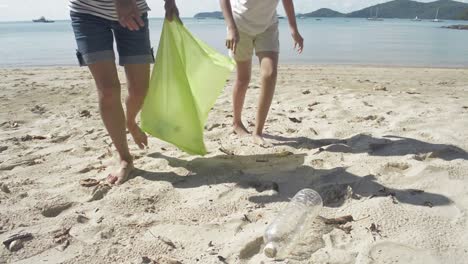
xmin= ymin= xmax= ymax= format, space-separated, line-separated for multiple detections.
xmin=263 ymin=133 xmax=467 ymax=161
xmin=132 ymin=148 xmax=452 ymax=208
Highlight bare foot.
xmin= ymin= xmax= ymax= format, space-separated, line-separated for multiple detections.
xmin=107 ymin=160 xmax=134 ymax=185
xmin=233 ymin=122 xmax=250 ymax=137
xmin=253 ymin=134 xmax=273 ymax=147
xmin=128 ymin=122 xmax=148 ymax=149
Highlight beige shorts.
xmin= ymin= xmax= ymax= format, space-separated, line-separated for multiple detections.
xmin=230 ymin=23 xmax=280 ymax=62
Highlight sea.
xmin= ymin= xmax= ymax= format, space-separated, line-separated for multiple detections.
xmin=1 ymin=17 xmax=468 ymax=68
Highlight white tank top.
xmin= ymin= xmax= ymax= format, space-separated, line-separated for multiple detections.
xmin=231 ymin=0 xmax=280 ymax=35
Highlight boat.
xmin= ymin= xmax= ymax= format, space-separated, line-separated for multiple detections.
xmin=367 ymin=7 xmax=384 ymax=21
xmin=33 ymin=16 xmax=54 ymax=23
xmin=412 ymin=16 xmax=422 ymax=21
xmin=432 ymin=8 xmax=443 ymax=22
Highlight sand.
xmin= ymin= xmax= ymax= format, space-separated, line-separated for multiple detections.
xmin=0 ymin=65 xmax=467 ymax=264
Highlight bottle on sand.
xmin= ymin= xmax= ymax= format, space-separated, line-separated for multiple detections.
xmin=263 ymin=188 xmax=323 ymax=258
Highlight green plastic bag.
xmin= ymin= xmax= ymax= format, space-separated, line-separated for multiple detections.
xmin=141 ymin=19 xmax=235 ymax=155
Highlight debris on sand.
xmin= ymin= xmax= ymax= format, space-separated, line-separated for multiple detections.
xmin=141 ymin=256 xmax=158 ymax=264
xmin=367 ymin=223 xmax=383 ymax=241
xmin=302 ymin=90 xmax=311 ymax=95
xmin=21 ymin=135 xmax=47 ymax=141
xmin=8 ymin=239 xmax=23 ymax=251
xmin=242 ymin=214 xmax=252 ymax=223
xmin=3 ymin=232 xmax=33 ymax=251
xmin=321 ymin=215 xmax=354 ymax=225
xmin=218 ymin=255 xmax=228 ymax=263
xmin=31 ymin=105 xmax=46 ymax=114
xmin=308 ymin=102 xmax=320 ymax=107
xmin=79 ymin=178 xmax=100 ymax=187
xmin=288 ymin=117 xmax=302 ymax=123
xmin=373 ymin=85 xmax=387 ymax=91
xmin=1 ymin=121 xmax=20 ymax=129
xmin=53 ymin=227 xmax=71 ymax=251
xmin=0 ymin=183 xmax=11 ymax=193
xmin=79 ymin=110 xmax=91 ymax=118
xmin=219 ymin=147 xmax=234 ymax=156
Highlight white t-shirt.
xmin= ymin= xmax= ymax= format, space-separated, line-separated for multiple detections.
xmin=69 ymin=0 xmax=150 ymax=21
xmin=231 ymin=0 xmax=280 ymax=36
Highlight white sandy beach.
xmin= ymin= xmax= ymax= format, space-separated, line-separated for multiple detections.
xmin=0 ymin=65 xmax=467 ymax=264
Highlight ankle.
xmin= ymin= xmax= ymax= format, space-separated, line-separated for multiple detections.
xmin=119 ymin=154 xmax=133 ymax=164
xmin=233 ymin=121 xmax=244 ymax=127
xmin=126 ymin=120 xmax=138 ymax=129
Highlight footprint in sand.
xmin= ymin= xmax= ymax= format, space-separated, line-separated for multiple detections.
xmin=286 ymin=217 xmax=328 ymax=261
xmin=366 ymin=241 xmax=439 ymax=264
xmin=238 ymin=236 xmax=263 ymax=260
xmin=39 ymin=200 xmax=74 ymax=218
xmin=86 ymin=184 xmax=112 ymax=202
xmin=379 ymin=162 xmax=411 ymax=176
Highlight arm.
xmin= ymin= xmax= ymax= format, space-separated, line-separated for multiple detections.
xmin=282 ymin=0 xmax=303 ymax=53
xmin=219 ymin=0 xmax=239 ymax=53
xmin=114 ymin=0 xmax=145 ymax=31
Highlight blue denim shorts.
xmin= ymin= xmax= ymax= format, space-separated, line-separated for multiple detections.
xmin=70 ymin=11 xmax=154 ymax=66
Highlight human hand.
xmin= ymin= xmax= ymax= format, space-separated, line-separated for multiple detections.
xmin=165 ymin=0 xmax=180 ymax=22
xmin=226 ymin=27 xmax=239 ymax=54
xmin=115 ymin=0 xmax=144 ymax=31
xmin=291 ymin=30 xmax=304 ymax=54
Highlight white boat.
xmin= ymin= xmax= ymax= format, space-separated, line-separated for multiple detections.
xmin=412 ymin=16 xmax=422 ymax=21
xmin=432 ymin=8 xmax=443 ymax=22
xmin=367 ymin=7 xmax=384 ymax=21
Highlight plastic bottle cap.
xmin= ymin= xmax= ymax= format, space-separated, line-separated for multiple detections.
xmin=264 ymin=242 xmax=277 ymax=258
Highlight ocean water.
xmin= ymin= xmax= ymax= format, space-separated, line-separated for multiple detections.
xmin=1 ymin=17 xmax=468 ymax=67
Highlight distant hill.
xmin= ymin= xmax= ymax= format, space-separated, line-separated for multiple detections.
xmin=300 ymin=8 xmax=345 ymax=18
xmin=300 ymin=0 xmax=468 ymax=20
xmin=347 ymin=0 xmax=468 ymax=19
xmin=194 ymin=11 xmax=223 ymax=19
xmin=455 ymin=8 xmax=468 ymax=19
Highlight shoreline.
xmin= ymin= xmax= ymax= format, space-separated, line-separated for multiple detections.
xmin=2 ymin=62 xmax=468 ymax=70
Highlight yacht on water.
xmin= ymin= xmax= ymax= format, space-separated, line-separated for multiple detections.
xmin=367 ymin=7 xmax=384 ymax=21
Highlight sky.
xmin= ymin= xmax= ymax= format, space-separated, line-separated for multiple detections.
xmin=0 ymin=0 xmax=467 ymax=22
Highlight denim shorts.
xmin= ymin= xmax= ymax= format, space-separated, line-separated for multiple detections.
xmin=70 ymin=11 xmax=154 ymax=66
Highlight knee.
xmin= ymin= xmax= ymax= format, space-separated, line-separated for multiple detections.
xmin=127 ymin=86 xmax=147 ymax=101
xmin=261 ymin=67 xmax=277 ymax=81
xmin=236 ymin=75 xmax=251 ymax=88
xmin=97 ymin=82 xmax=121 ymax=106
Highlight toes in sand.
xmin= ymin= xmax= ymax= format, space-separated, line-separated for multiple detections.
xmin=233 ymin=122 xmax=251 ymax=137
xmin=253 ymin=134 xmax=273 ymax=148
xmin=107 ymin=160 xmax=134 ymax=185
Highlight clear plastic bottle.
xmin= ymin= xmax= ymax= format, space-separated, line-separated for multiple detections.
xmin=263 ymin=188 xmax=323 ymax=258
